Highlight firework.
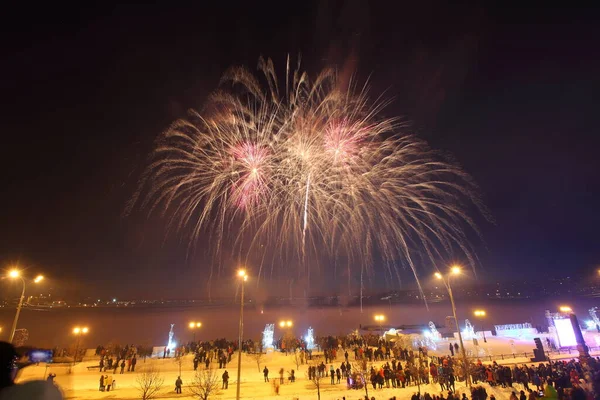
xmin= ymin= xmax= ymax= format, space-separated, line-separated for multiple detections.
xmin=131 ymin=56 xmax=484 ymax=297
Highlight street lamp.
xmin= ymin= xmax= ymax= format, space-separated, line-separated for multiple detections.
xmin=473 ymin=310 xmax=487 ymax=343
xmin=374 ymin=314 xmax=386 ymax=337
xmin=279 ymin=320 xmax=293 ymax=328
xmin=236 ymin=268 xmax=248 ymax=400
xmin=5 ymin=269 xmax=44 ymax=343
xmin=559 ymin=306 xmax=573 ymax=313
xmin=189 ymin=321 xmax=202 ymax=342
xmin=435 ymin=265 xmax=471 ymax=388
xmin=72 ymin=326 xmax=89 ymax=368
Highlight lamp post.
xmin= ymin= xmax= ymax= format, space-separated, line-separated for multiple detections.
xmin=374 ymin=314 xmax=386 ymax=337
xmin=72 ymin=326 xmax=89 ymax=371
xmin=435 ymin=265 xmax=470 ymax=388
xmin=279 ymin=320 xmax=293 ymax=354
xmin=6 ymin=269 xmax=44 ymax=343
xmin=236 ymin=269 xmax=248 ymax=400
xmin=473 ymin=310 xmax=487 ymax=343
xmin=189 ymin=321 xmax=202 ymax=342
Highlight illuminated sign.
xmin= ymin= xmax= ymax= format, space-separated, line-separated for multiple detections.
xmin=554 ymin=318 xmax=577 ymax=347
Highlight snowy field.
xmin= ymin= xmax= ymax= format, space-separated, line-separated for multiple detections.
xmin=15 ymin=334 xmax=600 ymax=400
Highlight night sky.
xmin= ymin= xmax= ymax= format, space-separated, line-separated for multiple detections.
xmin=1 ymin=3 xmax=598 ymax=299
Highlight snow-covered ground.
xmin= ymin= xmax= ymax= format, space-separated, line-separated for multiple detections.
xmin=15 ymin=335 xmax=599 ymax=400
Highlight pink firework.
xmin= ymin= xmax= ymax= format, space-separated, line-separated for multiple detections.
xmin=229 ymin=142 xmax=270 ymax=208
xmin=323 ymin=119 xmax=370 ymax=165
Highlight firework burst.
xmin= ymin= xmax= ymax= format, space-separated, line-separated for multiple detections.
xmin=130 ymin=56 xmax=485 ymax=298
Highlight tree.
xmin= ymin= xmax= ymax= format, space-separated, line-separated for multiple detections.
xmin=351 ymin=359 xmax=370 ymax=400
xmin=136 ymin=366 xmax=164 ymax=400
xmin=174 ymin=354 xmax=184 ymax=376
xmin=306 ymin=367 xmax=323 ymax=400
xmin=250 ymin=351 xmax=264 ymax=372
xmin=293 ymin=349 xmax=303 ymax=370
xmin=189 ymin=367 xmax=221 ymax=400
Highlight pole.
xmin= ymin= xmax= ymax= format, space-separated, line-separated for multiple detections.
xmin=71 ymin=335 xmax=80 ymax=374
xmin=447 ymin=280 xmax=471 ymax=389
xmin=482 ymin=324 xmax=487 ymax=343
xmin=9 ymin=277 xmax=26 ymax=343
xmin=236 ymin=279 xmax=245 ymax=400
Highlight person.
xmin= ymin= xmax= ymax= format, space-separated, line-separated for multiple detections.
xmin=449 ymin=344 xmax=454 ymax=357
xmin=263 ymin=366 xmax=269 ymax=382
xmin=175 ymin=376 xmax=182 ymax=394
xmin=279 ymin=367 xmax=284 ymax=384
xmin=46 ymin=373 xmax=56 ymax=384
xmin=99 ymin=375 xmax=105 ymax=391
xmin=519 ymin=390 xmax=526 ymax=400
xmin=105 ymin=375 xmax=113 ymax=392
xmin=131 ymin=356 xmax=137 ymax=372
xmin=222 ymin=370 xmax=229 ymax=389
xmin=509 ymin=392 xmax=518 ymax=400
xmin=120 ymin=359 xmax=125 ymax=374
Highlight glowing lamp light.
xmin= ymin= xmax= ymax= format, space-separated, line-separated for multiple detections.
xmin=8 ymin=270 xmax=20 ymax=279
xmin=34 ymin=275 xmax=44 ymax=283
xmin=374 ymin=314 xmax=385 ymax=322
xmin=474 ymin=310 xmax=486 ymax=317
xmin=451 ymin=265 xmax=461 ymax=275
xmin=189 ymin=322 xmax=202 ymax=329
xmin=73 ymin=326 xmax=89 ymax=335
xmin=434 ymin=272 xmax=442 ymax=280
xmin=559 ymin=306 xmax=573 ymax=313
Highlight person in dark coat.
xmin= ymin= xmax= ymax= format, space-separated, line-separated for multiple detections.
xmin=222 ymin=370 xmax=229 ymax=389
xmin=175 ymin=376 xmax=182 ymax=394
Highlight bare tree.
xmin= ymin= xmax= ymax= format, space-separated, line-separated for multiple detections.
xmin=189 ymin=367 xmax=222 ymax=400
xmin=136 ymin=366 xmax=164 ymax=400
xmin=351 ymin=359 xmax=370 ymax=400
xmin=174 ymin=354 xmax=183 ymax=376
xmin=250 ymin=352 xmax=264 ymax=372
xmin=293 ymin=349 xmax=303 ymax=370
xmin=306 ymin=367 xmax=323 ymax=400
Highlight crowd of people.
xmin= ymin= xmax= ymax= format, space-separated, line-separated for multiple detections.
xmin=6 ymin=330 xmax=600 ymax=400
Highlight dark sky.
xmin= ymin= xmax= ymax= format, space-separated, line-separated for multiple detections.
xmin=1 ymin=2 xmax=598 ymax=299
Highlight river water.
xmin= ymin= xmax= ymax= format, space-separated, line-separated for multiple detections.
xmin=0 ymin=298 xmax=596 ymax=348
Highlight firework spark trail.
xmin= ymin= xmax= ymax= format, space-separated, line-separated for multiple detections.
xmin=302 ymin=172 xmax=311 ymax=284
xmin=130 ymin=56 xmax=486 ymax=298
